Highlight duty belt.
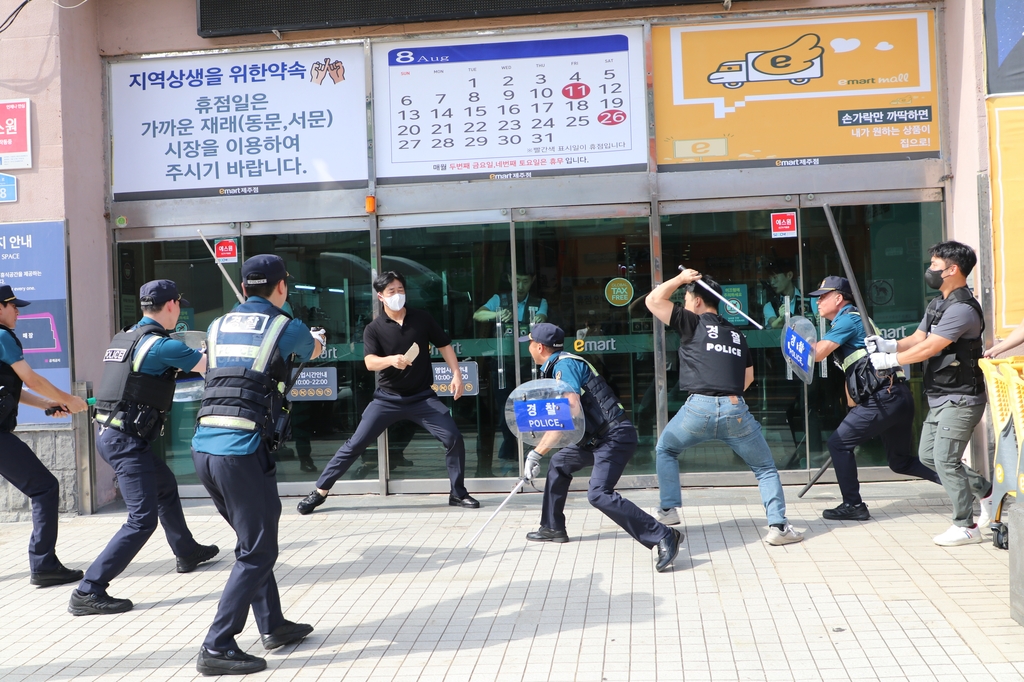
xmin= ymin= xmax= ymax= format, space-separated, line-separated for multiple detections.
xmin=586 ymin=415 xmax=627 ymax=446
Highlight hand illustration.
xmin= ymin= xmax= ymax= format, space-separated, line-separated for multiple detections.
xmin=310 ymin=57 xmax=330 ymax=85
xmin=327 ymin=60 xmax=345 ymax=84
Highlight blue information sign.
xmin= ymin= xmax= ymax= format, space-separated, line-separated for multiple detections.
xmin=0 ymin=173 xmax=16 ymax=203
xmin=513 ymin=398 xmax=574 ymax=432
xmin=783 ymin=326 xmax=814 ymax=374
xmin=0 ymin=221 xmax=70 ymax=423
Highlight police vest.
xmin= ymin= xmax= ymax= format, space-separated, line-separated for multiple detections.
xmin=197 ymin=300 xmax=292 ymax=435
xmin=922 ymin=286 xmax=985 ymax=397
xmin=832 ymin=309 xmax=905 ymax=404
xmin=0 ymin=326 xmax=24 ymax=432
xmin=498 ymin=292 xmax=543 ymax=330
xmin=678 ymin=314 xmax=748 ymax=396
xmin=94 ymin=323 xmax=177 ymax=436
xmin=542 ymin=352 xmax=625 ymax=440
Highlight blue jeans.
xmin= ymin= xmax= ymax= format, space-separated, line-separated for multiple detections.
xmin=656 ymin=395 xmax=788 ymax=526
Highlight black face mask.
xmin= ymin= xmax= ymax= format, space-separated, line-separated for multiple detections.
xmin=924 ymin=267 xmax=946 ymax=289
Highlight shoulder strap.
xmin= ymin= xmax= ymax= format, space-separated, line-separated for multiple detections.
xmin=551 ymin=351 xmax=600 ymax=377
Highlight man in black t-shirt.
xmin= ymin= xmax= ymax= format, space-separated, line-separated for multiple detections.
xmin=297 ymin=271 xmax=480 ymax=513
xmin=646 ymin=268 xmax=803 ymax=546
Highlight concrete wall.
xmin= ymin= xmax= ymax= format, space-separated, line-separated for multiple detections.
xmin=0 ymin=427 xmax=78 ymax=521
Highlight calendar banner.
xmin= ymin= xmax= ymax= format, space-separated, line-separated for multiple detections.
xmin=109 ymin=45 xmax=369 ymax=202
xmin=372 ymin=28 xmax=648 ymax=184
xmin=653 ymin=12 xmax=939 ymax=171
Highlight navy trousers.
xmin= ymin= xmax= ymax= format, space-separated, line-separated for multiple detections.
xmin=540 ymin=421 xmax=670 ymax=549
xmin=0 ymin=431 xmax=62 ymax=573
xmin=829 ymin=381 xmax=940 ymax=506
xmin=79 ymin=427 xmax=199 ymax=596
xmin=193 ymin=445 xmax=285 ymax=652
xmin=317 ymin=388 xmax=468 ymax=497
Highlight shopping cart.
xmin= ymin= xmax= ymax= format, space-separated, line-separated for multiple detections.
xmin=981 ymin=357 xmax=1024 ymax=549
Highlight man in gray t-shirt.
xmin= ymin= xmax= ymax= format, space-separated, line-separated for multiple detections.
xmin=867 ymin=241 xmax=992 ymax=547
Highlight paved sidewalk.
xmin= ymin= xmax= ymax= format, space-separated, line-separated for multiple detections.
xmin=0 ymin=480 xmax=1022 ymax=681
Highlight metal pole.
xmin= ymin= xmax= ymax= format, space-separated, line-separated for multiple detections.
xmin=197 ymin=229 xmax=245 ymax=304
xmin=465 ymin=478 xmax=527 ymax=548
xmin=677 ymin=266 xmax=764 ymax=330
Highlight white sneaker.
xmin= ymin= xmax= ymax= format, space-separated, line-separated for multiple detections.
xmin=765 ymin=523 xmax=804 ymax=546
xmin=657 ymin=507 xmax=680 ymax=526
xmin=978 ymin=493 xmax=994 ymax=529
xmin=933 ymin=524 xmax=983 ymax=547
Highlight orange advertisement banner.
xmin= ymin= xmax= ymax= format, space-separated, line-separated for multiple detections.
xmin=987 ymin=96 xmax=1024 ymax=339
xmin=653 ymin=12 xmax=939 ymax=171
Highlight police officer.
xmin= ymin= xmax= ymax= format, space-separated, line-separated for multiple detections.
xmin=190 ymin=255 xmax=323 ymax=675
xmin=869 ymin=241 xmax=993 ymax=546
xmin=70 ymin=280 xmax=219 ymax=616
xmin=647 ymin=269 xmax=804 ymax=546
xmin=522 ymin=323 xmax=681 ymax=573
xmin=0 ymin=285 xmax=88 ymax=587
xmin=297 ymin=270 xmax=479 ymax=515
xmin=808 ymin=276 xmax=940 ymax=521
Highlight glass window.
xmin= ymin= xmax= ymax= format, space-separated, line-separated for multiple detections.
xmin=514 ymin=217 xmax=657 ymax=476
xmin=379 ymin=223 xmax=518 ymax=481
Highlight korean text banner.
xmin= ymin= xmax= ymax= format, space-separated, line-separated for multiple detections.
xmin=653 ymin=12 xmax=939 ymax=171
xmin=987 ymin=95 xmax=1024 ymax=339
xmin=0 ymin=221 xmax=71 ymax=425
xmin=371 ymin=28 xmax=647 ymax=183
xmin=109 ymin=45 xmax=368 ymax=202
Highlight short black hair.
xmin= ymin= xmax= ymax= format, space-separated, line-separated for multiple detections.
xmin=764 ymin=258 xmax=795 ymax=275
xmin=140 ymin=302 xmax=167 ymax=315
xmin=685 ymin=275 xmax=722 ymax=311
xmin=244 ymin=281 xmax=278 ymax=300
xmin=929 ymin=241 xmax=977 ymax=276
xmin=373 ymin=270 xmax=407 ymax=294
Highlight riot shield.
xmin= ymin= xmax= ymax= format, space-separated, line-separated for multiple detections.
xmin=781 ymin=315 xmax=818 ymax=385
xmin=170 ymin=330 xmax=207 ymax=402
xmin=504 ymin=378 xmax=585 ymax=448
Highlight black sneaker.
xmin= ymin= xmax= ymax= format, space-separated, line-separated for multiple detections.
xmin=526 ymin=527 xmax=569 ymax=543
xmin=822 ymin=502 xmax=870 ymax=521
xmin=68 ymin=590 xmax=134 ymax=616
xmin=177 ymin=544 xmax=220 ymax=573
xmin=196 ymin=646 xmax=266 ymax=676
xmin=297 ymin=490 xmax=327 ymax=515
xmin=299 ymin=459 xmax=318 ymax=473
xmin=30 ymin=564 xmax=83 ymax=588
xmin=261 ymin=621 xmax=314 ymax=650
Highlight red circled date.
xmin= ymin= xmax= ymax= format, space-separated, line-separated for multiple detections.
xmin=561 ymin=83 xmax=591 ymax=99
xmin=598 ymin=109 xmax=627 ymax=125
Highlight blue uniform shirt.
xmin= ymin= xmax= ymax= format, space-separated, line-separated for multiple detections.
xmin=541 ymin=351 xmax=591 ymax=394
xmin=821 ymin=305 xmax=865 ymax=362
xmin=134 ymin=317 xmax=203 ymax=375
xmin=0 ymin=327 xmax=24 ymax=366
xmin=192 ymin=298 xmax=315 ymax=456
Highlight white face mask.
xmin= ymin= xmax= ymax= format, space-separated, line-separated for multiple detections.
xmin=382 ymin=293 xmax=406 ymax=311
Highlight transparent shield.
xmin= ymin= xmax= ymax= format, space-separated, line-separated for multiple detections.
xmin=504 ymin=378 xmax=585 ymax=448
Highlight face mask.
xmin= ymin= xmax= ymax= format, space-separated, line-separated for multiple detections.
xmin=382 ymin=293 xmax=405 ymax=311
xmin=924 ymin=267 xmax=946 ymax=289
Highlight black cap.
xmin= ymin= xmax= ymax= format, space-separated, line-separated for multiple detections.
xmin=520 ymin=322 xmax=565 ymax=349
xmin=139 ymin=280 xmax=190 ymax=308
xmin=0 ymin=285 xmax=30 ymax=308
xmin=242 ymin=254 xmax=288 ymax=288
xmin=808 ymin=276 xmax=853 ymax=298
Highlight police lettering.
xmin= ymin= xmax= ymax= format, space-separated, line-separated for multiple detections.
xmin=104 ymin=348 xmax=128 ymax=362
xmin=706 ymin=342 xmax=743 ymax=357
xmin=528 ymin=418 xmax=566 ymax=429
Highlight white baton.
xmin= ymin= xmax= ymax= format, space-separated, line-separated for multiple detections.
xmin=677 ymin=265 xmax=764 ymax=330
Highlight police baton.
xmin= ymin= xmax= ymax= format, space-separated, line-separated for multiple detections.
xmin=197 ymin=229 xmax=246 ymax=305
xmin=798 ymin=203 xmax=882 ymax=498
xmin=45 ymin=397 xmax=96 ymax=416
xmin=465 ymin=477 xmax=528 ymax=549
xmin=677 ymin=266 xmax=763 ymax=330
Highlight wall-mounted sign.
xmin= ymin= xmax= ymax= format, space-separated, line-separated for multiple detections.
xmin=720 ymin=284 xmax=749 ymax=327
xmin=0 ymin=221 xmax=71 ymax=424
xmin=372 ymin=28 xmax=647 ymax=184
xmin=654 ymin=12 xmax=939 ymax=170
xmin=0 ymin=100 xmax=31 ymax=169
xmin=109 ymin=45 xmax=368 ymax=202
xmin=0 ymin=173 xmax=16 ymax=203
xmin=432 ymin=361 xmax=480 ymax=396
xmin=289 ymin=366 xmax=338 ymax=401
xmin=771 ymin=211 xmax=797 ymax=238
xmin=214 ymin=238 xmax=238 ymax=263
xmin=987 ymin=95 xmax=1024 ymax=338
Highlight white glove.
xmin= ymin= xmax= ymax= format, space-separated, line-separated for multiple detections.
xmin=310 ymin=327 xmax=327 ymax=346
xmin=525 ymin=450 xmax=543 ymax=480
xmin=864 ymin=335 xmax=897 ymax=353
xmin=869 ymin=352 xmax=900 ymax=370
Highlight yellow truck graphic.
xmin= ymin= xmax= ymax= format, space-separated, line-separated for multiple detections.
xmin=707 ymin=34 xmax=824 ymax=89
